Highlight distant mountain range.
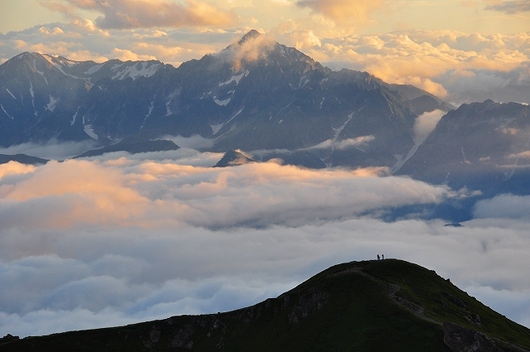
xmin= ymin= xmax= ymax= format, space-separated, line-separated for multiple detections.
xmin=1 ymin=259 xmax=529 ymax=351
xmin=0 ymin=30 xmax=449 ymax=155
xmin=397 ymin=99 xmax=530 ymax=196
xmin=1 ymin=30 xmax=530 ymax=220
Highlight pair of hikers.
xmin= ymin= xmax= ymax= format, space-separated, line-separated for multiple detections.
xmin=377 ymin=254 xmax=385 ymax=260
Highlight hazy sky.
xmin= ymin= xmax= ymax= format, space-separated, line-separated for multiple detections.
xmin=1 ymin=0 xmax=530 ymax=339
xmin=0 ymin=0 xmax=530 ymax=103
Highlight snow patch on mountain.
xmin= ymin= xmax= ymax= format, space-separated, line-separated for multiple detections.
xmin=46 ymin=95 xmax=59 ymax=112
xmin=210 ymin=123 xmax=223 ymax=134
xmin=146 ymin=100 xmax=155 ymax=117
xmin=211 ymin=106 xmax=244 ymax=135
xmin=112 ymin=62 xmax=161 ymax=80
xmin=43 ymin=54 xmax=78 ymax=68
xmin=29 ymin=81 xmax=37 ymax=117
xmin=84 ymin=124 xmax=98 ymax=140
xmin=32 ymin=58 xmax=49 ymax=85
xmin=461 ymin=147 xmax=471 ymax=165
xmin=165 ymin=89 xmax=180 ymax=116
xmin=391 ymin=146 xmax=420 ymax=174
xmin=332 ymin=112 xmax=355 ymax=140
xmin=5 ymin=88 xmax=16 ymax=100
xmin=142 ymin=98 xmax=155 ymax=129
xmin=299 ymin=76 xmax=310 ymax=88
xmin=219 ymin=70 xmax=248 ymax=86
xmin=84 ymin=64 xmax=103 ymax=75
xmin=42 ymin=55 xmax=81 ymax=80
xmin=71 ymin=107 xmax=80 ymax=126
xmin=214 ymin=89 xmax=235 ymax=106
xmin=1 ymin=104 xmax=13 ymax=119
xmin=214 ymin=97 xmax=231 ymax=106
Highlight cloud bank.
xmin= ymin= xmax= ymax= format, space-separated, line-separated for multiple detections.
xmin=414 ymin=109 xmax=445 ymax=144
xmin=0 ymin=149 xmax=529 ymax=338
xmin=314 ymin=31 xmax=530 ymax=103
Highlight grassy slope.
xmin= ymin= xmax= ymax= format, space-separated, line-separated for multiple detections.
xmin=1 ymin=259 xmax=529 ymax=352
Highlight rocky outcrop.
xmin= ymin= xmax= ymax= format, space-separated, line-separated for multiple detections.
xmin=443 ymin=322 xmax=504 ymax=352
xmin=287 ymin=287 xmax=330 ymax=325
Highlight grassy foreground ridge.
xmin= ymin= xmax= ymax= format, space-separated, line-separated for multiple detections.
xmin=1 ymin=259 xmax=529 ymax=351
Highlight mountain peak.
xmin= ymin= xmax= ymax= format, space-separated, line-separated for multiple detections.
xmin=3 ymin=51 xmax=58 ymax=75
xmin=13 ymin=51 xmax=45 ymax=62
xmin=214 ymin=149 xmax=255 ymax=167
xmin=238 ymin=29 xmax=261 ymax=45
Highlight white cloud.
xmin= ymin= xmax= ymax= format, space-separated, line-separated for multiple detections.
xmin=0 ymin=151 xmax=529 ymax=338
xmin=303 ymin=135 xmax=376 ymax=151
xmin=473 ymin=194 xmax=530 ymax=219
xmin=2 ymin=216 xmax=530 ymax=337
xmin=414 ymin=109 xmax=445 ymax=144
xmin=0 ymin=139 xmax=98 ymax=160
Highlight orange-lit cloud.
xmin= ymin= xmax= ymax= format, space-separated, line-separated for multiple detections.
xmin=306 ymin=30 xmax=530 ymax=101
xmin=0 ymin=160 xmax=149 ymax=229
xmin=0 ymin=153 xmax=451 ymax=231
xmin=40 ymin=0 xmax=238 ymax=29
xmin=111 ymin=48 xmax=157 ymax=61
xmin=508 ymin=150 xmax=530 ymax=159
xmin=0 ymin=161 xmax=36 ymax=178
xmin=296 ymin=0 xmax=387 ymax=24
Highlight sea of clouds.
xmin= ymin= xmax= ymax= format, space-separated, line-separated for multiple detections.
xmin=1 ymin=142 xmax=529 ymax=337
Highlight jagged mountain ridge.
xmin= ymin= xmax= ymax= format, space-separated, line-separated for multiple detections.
xmin=0 ymin=31 xmax=448 ymax=169
xmin=42 ymin=54 xmax=164 ymax=84
xmin=0 ymin=51 xmax=170 ymax=145
xmin=1 ymin=259 xmax=529 ymax=351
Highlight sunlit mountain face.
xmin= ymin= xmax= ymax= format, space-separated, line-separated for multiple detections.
xmin=0 ymin=31 xmax=529 ymax=340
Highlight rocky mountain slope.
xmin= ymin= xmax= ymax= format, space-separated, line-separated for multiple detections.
xmin=1 ymin=259 xmax=529 ymax=351
xmin=0 ymin=31 xmax=448 ymax=168
xmin=396 ymin=99 xmax=530 ymax=196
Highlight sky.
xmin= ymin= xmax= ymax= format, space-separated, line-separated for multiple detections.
xmin=1 ymin=0 xmax=530 ymax=339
